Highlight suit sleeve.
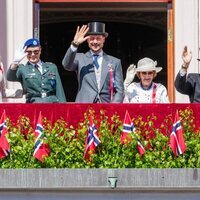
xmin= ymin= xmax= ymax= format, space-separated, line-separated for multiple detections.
xmin=112 ymin=59 xmax=124 ymax=103
xmin=55 ymin=66 xmax=67 ymax=102
xmin=174 ymin=71 xmax=193 ymax=95
xmin=62 ymin=47 xmax=78 ymax=71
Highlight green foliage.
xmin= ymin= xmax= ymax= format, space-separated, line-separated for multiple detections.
xmin=0 ymin=107 xmax=199 ymax=168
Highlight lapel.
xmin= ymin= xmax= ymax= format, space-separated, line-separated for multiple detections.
xmin=100 ymin=53 xmax=112 ymax=91
xmin=85 ymin=51 xmax=98 ymax=90
xmin=26 ymin=62 xmax=38 ymax=74
xmin=26 ymin=62 xmax=34 ymax=70
xmin=41 ymin=62 xmax=50 ymax=75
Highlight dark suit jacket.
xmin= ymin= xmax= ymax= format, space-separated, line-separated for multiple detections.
xmin=62 ymin=48 xmax=124 ymax=103
xmin=175 ymin=72 xmax=200 ymax=103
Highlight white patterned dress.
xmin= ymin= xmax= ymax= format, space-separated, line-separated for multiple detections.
xmin=123 ymin=82 xmax=169 ymax=103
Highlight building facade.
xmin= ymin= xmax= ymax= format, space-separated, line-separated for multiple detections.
xmin=0 ymin=0 xmax=199 ymax=103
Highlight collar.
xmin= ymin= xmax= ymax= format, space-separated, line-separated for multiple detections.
xmin=90 ymin=50 xmax=103 ymax=57
xmin=140 ymin=82 xmax=153 ymax=90
xmin=29 ymin=60 xmax=42 ymax=67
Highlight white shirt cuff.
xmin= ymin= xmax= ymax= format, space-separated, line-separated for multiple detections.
xmin=179 ymin=69 xmax=187 ymax=76
xmin=70 ymin=44 xmax=78 ymax=52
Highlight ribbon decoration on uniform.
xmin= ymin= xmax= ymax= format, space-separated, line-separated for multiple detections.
xmin=152 ymin=83 xmax=157 ymax=103
xmin=109 ymin=64 xmax=114 ymax=101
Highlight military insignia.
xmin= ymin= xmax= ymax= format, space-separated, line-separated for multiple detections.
xmin=48 ymin=72 xmax=56 ymax=77
xmin=33 ymin=40 xmax=37 ymax=45
xmin=50 ymin=79 xmax=56 ymax=89
xmin=27 ymin=73 xmax=36 ymax=76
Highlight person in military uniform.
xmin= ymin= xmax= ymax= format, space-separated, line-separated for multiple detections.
xmin=7 ymin=38 xmax=66 ymax=103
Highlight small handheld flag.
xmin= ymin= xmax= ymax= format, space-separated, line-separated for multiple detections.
xmin=137 ymin=140 xmax=145 ymax=156
xmin=0 ymin=110 xmax=10 ymax=158
xmin=33 ymin=112 xmax=49 ymax=162
xmin=120 ymin=110 xmax=135 ymax=144
xmin=84 ymin=116 xmax=101 ymax=161
xmin=121 ymin=111 xmax=145 ymax=155
xmin=169 ymin=110 xmax=187 ymax=156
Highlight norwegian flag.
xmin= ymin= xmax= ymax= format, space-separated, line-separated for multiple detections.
xmin=84 ymin=116 xmax=101 ymax=160
xmin=120 ymin=110 xmax=135 ymax=144
xmin=121 ymin=110 xmax=145 ymax=156
xmin=137 ymin=140 xmax=145 ymax=156
xmin=0 ymin=110 xmax=10 ymax=159
xmin=169 ymin=110 xmax=187 ymax=156
xmin=33 ymin=112 xmax=49 ymax=162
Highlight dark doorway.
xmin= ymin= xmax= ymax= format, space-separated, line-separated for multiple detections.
xmin=39 ymin=3 xmax=167 ymax=102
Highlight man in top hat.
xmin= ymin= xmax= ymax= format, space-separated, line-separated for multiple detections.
xmin=62 ymin=22 xmax=124 ymax=103
xmin=174 ymin=46 xmax=200 ymax=103
xmin=7 ymin=38 xmax=66 ymax=103
xmin=123 ymin=57 xmax=169 ymax=103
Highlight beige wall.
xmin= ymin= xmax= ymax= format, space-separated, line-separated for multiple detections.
xmin=174 ymin=0 xmax=200 ymax=103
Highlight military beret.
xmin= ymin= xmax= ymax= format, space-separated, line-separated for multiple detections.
xmin=23 ymin=38 xmax=40 ymax=48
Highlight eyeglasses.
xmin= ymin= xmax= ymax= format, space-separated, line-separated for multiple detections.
xmin=141 ymin=71 xmax=154 ymax=75
xmin=26 ymin=50 xmax=40 ymax=55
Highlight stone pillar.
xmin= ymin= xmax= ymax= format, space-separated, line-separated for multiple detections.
xmin=174 ymin=0 xmax=199 ymax=103
xmin=0 ymin=0 xmax=33 ymax=102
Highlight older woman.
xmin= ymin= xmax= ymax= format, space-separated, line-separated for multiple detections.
xmin=123 ymin=57 xmax=169 ymax=103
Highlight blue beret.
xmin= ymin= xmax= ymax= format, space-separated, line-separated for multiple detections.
xmin=23 ymin=38 xmax=40 ymax=48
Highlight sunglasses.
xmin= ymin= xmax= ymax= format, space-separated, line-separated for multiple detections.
xmin=141 ymin=71 xmax=154 ymax=75
xmin=26 ymin=50 xmax=40 ymax=55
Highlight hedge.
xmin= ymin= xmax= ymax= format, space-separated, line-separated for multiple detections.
xmin=0 ymin=107 xmax=199 ymax=168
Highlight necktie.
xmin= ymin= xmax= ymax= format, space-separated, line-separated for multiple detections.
xmin=35 ymin=64 xmax=39 ymax=69
xmin=35 ymin=64 xmax=42 ymax=74
xmin=93 ymin=54 xmax=100 ymax=69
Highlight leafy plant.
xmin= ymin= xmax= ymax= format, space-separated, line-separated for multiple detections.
xmin=0 ymin=107 xmax=199 ymax=168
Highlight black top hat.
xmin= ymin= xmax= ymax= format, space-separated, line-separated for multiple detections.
xmin=86 ymin=22 xmax=108 ymax=37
